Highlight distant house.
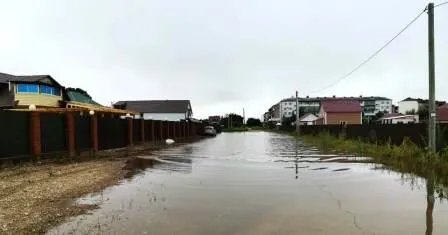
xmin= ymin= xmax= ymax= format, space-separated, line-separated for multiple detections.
xmin=317 ymin=99 xmax=362 ymax=125
xmin=0 ymin=73 xmax=64 ymax=109
xmin=379 ymin=113 xmax=418 ymax=124
xmin=398 ymin=97 xmax=446 ymax=114
xmin=113 ymin=100 xmax=192 ymax=121
xmin=299 ymin=113 xmax=318 ymax=125
xmin=437 ymin=104 xmax=448 ymax=124
xmin=208 ymin=115 xmax=221 ymax=123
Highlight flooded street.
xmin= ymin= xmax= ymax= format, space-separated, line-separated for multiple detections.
xmin=49 ymin=132 xmax=448 ymax=235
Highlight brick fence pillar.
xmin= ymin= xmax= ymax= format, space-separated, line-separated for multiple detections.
xmin=65 ymin=112 xmax=76 ymax=157
xmin=90 ymin=115 xmax=98 ymax=152
xmin=30 ymin=112 xmax=41 ymax=160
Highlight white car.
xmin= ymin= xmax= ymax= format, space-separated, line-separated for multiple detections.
xmin=204 ymin=126 xmax=217 ymax=136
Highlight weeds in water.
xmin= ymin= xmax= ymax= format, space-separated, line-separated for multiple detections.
xmin=301 ymin=132 xmax=448 ymax=200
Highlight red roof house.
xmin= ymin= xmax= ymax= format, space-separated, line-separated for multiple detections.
xmin=437 ymin=103 xmax=448 ymax=123
xmin=318 ymin=99 xmax=362 ymax=125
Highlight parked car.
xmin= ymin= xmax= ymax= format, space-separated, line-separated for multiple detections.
xmin=203 ymin=126 xmax=217 ymax=137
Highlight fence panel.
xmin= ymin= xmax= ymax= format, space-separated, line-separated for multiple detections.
xmin=75 ymin=114 xmax=91 ymax=151
xmin=0 ymin=111 xmax=30 ymax=158
xmin=98 ymin=117 xmax=128 ymax=150
xmin=144 ymin=120 xmax=153 ymax=141
xmin=41 ymin=112 xmax=67 ymax=154
xmin=133 ymin=119 xmax=141 ymax=143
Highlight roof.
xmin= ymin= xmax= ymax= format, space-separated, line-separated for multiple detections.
xmin=381 ymin=113 xmax=403 ymax=119
xmin=400 ymin=97 xmax=446 ymax=106
xmin=114 ymin=100 xmax=191 ymax=114
xmin=321 ymin=99 xmax=362 ymax=113
xmin=66 ymin=88 xmax=101 ymax=106
xmin=380 ymin=115 xmax=417 ymax=120
xmin=0 ymin=73 xmax=62 ymax=87
xmin=280 ymin=96 xmax=391 ymax=103
xmin=299 ymin=113 xmax=318 ymax=122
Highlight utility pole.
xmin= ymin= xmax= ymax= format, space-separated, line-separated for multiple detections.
xmin=243 ymin=108 xmax=246 ymax=128
xmin=428 ymin=2 xmax=436 ymax=152
xmin=296 ymin=91 xmax=300 ymax=135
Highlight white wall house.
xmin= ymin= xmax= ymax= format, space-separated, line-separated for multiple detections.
xmin=279 ymin=97 xmax=320 ymax=119
xmin=114 ymin=100 xmax=193 ymax=121
xmin=299 ymin=113 xmax=318 ymax=125
xmin=379 ymin=114 xmax=419 ymax=124
xmin=398 ymin=99 xmax=419 ymax=114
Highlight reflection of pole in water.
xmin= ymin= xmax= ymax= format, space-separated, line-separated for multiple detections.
xmin=295 ymin=136 xmax=298 ymax=180
xmin=426 ymin=172 xmax=435 ymax=235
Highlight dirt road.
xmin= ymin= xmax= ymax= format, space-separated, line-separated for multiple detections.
xmin=0 ymin=159 xmax=126 ymax=234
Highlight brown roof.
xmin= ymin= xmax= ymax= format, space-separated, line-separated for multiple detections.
xmin=114 ymin=100 xmax=191 ymax=114
xmin=321 ymin=99 xmax=362 ymax=113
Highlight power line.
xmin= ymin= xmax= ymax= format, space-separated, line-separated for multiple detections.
xmin=307 ymin=8 xmax=427 ymax=95
xmin=435 ymin=1 xmax=448 ymax=8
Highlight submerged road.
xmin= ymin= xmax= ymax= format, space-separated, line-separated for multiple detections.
xmin=49 ymin=132 xmax=448 ymax=235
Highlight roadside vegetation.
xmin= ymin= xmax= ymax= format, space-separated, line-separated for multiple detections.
xmin=300 ymin=132 xmax=448 ymax=197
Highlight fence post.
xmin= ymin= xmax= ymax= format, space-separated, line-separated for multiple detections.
xmin=140 ymin=118 xmax=145 ymax=143
xmin=66 ymin=112 xmax=76 ymax=157
xmin=128 ymin=118 xmax=133 ymax=147
xmin=90 ymin=114 xmax=98 ymax=153
xmin=30 ymin=112 xmax=41 ymax=160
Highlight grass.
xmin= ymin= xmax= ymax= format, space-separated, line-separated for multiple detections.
xmin=300 ymin=132 xmax=448 ymax=198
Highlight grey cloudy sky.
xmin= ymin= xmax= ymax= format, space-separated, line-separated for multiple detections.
xmin=0 ymin=0 xmax=447 ymax=119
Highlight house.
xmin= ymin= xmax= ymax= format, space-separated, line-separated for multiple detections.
xmin=398 ymin=97 xmax=446 ymax=114
xmin=379 ymin=113 xmax=418 ymax=124
xmin=0 ymin=73 xmax=64 ymax=109
xmin=276 ymin=95 xmax=391 ymax=120
xmin=113 ymin=100 xmax=192 ymax=121
xmin=437 ymin=104 xmax=448 ymax=123
xmin=208 ymin=115 xmax=221 ymax=124
xmin=358 ymin=96 xmax=392 ymax=117
xmin=299 ymin=113 xmax=318 ymax=125
xmin=318 ymin=99 xmax=362 ymax=125
xmin=268 ymin=103 xmax=281 ymax=123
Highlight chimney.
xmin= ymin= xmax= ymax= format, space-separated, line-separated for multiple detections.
xmin=332 ymin=95 xmax=336 ymax=98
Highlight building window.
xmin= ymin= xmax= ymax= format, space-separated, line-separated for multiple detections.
xmin=16 ymin=84 xmax=39 ymax=93
xmin=40 ymin=85 xmax=61 ymax=96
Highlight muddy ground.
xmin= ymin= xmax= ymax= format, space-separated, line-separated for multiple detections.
xmin=0 ymin=158 xmax=129 ymax=234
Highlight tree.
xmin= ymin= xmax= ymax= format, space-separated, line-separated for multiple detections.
xmin=246 ymin=118 xmax=262 ymax=127
xmin=220 ymin=113 xmax=244 ymax=128
xmin=406 ymin=109 xmax=417 ymax=115
xmin=281 ymin=115 xmax=296 ymax=127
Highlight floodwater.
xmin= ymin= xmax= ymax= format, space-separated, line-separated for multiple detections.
xmin=48 ymin=132 xmax=448 ymax=235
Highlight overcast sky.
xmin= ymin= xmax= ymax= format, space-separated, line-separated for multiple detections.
xmin=0 ymin=0 xmax=447 ymax=119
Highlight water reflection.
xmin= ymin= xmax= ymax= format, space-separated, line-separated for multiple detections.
xmin=49 ymin=132 xmax=448 ymax=235
xmin=426 ymin=171 xmax=435 ymax=235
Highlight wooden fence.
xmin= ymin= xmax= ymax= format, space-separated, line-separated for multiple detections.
xmin=0 ymin=111 xmax=204 ymax=161
xmin=279 ymin=123 xmax=448 ymax=150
